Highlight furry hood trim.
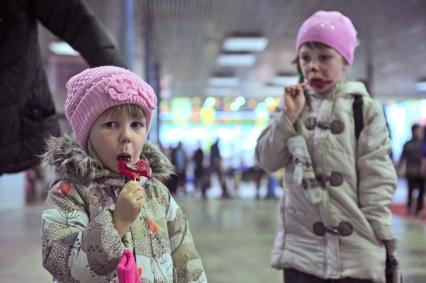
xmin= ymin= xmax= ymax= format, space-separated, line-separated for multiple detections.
xmin=42 ymin=135 xmax=174 ymax=183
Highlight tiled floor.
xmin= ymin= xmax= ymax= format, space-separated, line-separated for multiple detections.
xmin=1 ymin=182 xmax=426 ymax=283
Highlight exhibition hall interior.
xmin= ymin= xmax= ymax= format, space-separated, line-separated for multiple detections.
xmin=1 ymin=0 xmax=426 ymax=282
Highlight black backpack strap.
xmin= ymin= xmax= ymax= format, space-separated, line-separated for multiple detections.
xmin=353 ymin=95 xmax=364 ymax=140
xmin=352 ymin=94 xmax=364 ymax=207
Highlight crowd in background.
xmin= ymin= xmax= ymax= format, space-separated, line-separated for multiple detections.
xmin=24 ymin=123 xmax=426 ymax=211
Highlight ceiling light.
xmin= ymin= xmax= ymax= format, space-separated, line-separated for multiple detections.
xmin=223 ymin=36 xmax=268 ymax=52
xmin=49 ymin=42 xmax=79 ymax=56
xmin=208 ymin=77 xmax=240 ymax=87
xmin=273 ymin=74 xmax=299 ymax=86
xmin=217 ymin=53 xmax=256 ymax=67
xmin=416 ymin=80 xmax=426 ymax=92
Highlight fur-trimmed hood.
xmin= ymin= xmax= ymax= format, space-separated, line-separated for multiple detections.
xmin=42 ymin=135 xmax=174 ymax=184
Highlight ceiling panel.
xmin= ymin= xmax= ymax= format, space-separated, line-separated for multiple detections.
xmin=82 ymin=0 xmax=426 ymax=100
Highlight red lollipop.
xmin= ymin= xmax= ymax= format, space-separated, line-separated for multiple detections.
xmin=118 ymin=159 xmax=152 ymax=181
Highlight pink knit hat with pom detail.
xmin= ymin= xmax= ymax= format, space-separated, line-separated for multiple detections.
xmin=65 ymin=66 xmax=157 ymax=150
xmin=296 ymin=11 xmax=357 ymax=65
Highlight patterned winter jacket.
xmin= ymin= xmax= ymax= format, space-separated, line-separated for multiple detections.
xmin=255 ymin=81 xmax=397 ymax=283
xmin=41 ymin=136 xmax=207 ymax=283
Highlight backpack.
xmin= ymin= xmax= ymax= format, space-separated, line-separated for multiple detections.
xmin=353 ymin=95 xmax=364 ymax=140
xmin=353 ymin=95 xmax=402 ymax=283
xmin=353 ymin=95 xmax=363 ymax=207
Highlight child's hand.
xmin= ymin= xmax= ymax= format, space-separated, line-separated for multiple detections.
xmin=113 ymin=180 xmax=145 ymax=237
xmin=284 ymin=83 xmax=306 ymax=123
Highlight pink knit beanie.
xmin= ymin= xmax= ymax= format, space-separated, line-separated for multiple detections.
xmin=65 ymin=66 xmax=157 ymax=149
xmin=296 ymin=11 xmax=357 ymax=65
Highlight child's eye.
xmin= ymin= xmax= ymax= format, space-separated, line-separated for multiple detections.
xmin=300 ymin=55 xmax=310 ymax=63
xmin=319 ymin=54 xmax=332 ymax=61
xmin=104 ymin=121 xmax=117 ymax=128
xmin=131 ymin=121 xmax=145 ymax=129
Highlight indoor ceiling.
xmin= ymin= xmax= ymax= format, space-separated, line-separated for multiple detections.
xmin=51 ymin=0 xmax=426 ymax=101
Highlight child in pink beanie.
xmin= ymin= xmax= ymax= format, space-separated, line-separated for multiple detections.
xmin=256 ymin=11 xmax=401 ymax=283
xmin=41 ymin=66 xmax=207 ymax=282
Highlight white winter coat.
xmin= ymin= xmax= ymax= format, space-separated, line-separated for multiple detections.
xmin=255 ymin=81 xmax=397 ymax=283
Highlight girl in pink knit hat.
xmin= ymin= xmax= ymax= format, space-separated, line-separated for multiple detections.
xmin=256 ymin=11 xmax=401 ymax=283
xmin=41 ymin=66 xmax=206 ymax=283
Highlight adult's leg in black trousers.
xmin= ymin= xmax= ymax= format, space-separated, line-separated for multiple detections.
xmin=334 ymin=278 xmax=374 ymax=283
xmin=283 ymin=268 xmax=374 ymax=283
xmin=407 ymin=177 xmax=416 ymax=213
xmin=283 ymin=268 xmax=324 ymax=283
xmin=415 ymin=177 xmax=425 ymax=214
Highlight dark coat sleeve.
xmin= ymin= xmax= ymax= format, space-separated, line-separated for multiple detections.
xmin=33 ymin=0 xmax=127 ymax=68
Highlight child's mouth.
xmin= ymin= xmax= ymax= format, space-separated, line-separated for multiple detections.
xmin=309 ymin=79 xmax=333 ymax=89
xmin=117 ymin=154 xmax=132 ymax=163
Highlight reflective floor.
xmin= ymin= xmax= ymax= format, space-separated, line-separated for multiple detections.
xmin=1 ymin=182 xmax=426 ymax=283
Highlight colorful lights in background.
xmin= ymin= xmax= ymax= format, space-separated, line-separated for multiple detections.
xmin=170 ymin=97 xmax=192 ymax=125
xmin=159 ymin=96 xmax=281 ymax=167
xmin=160 ymin=97 xmax=426 ymax=166
xmin=159 ymin=96 xmax=281 ymax=126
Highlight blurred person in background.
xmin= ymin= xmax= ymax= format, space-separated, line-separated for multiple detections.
xmin=169 ymin=141 xmax=188 ymax=194
xmin=246 ymin=165 xmax=265 ymax=199
xmin=398 ymin=123 xmax=425 ymax=216
xmin=25 ymin=164 xmax=45 ymax=202
xmin=209 ymin=138 xmax=229 ymax=198
xmin=0 ymin=0 xmax=126 ymax=174
xmin=192 ymin=144 xmax=207 ymax=197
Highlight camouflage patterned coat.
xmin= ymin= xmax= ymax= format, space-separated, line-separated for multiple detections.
xmin=41 ymin=136 xmax=207 ymax=283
